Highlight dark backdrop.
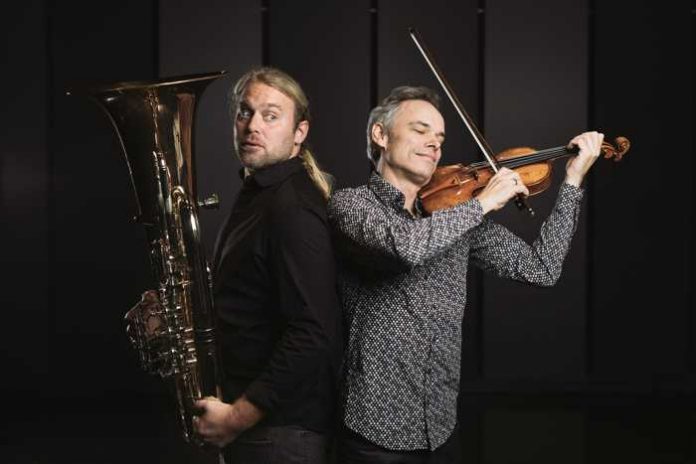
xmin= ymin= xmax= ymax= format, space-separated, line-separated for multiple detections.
xmin=2 ymin=1 xmax=694 ymax=463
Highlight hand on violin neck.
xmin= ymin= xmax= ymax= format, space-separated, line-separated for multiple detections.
xmin=564 ymin=131 xmax=604 ymax=187
xmin=477 ymin=168 xmax=529 ymax=215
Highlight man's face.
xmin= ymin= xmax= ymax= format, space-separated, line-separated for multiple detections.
xmin=375 ymin=99 xmax=445 ymax=186
xmin=234 ymin=82 xmax=308 ymax=170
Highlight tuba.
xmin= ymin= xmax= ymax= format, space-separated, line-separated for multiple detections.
xmin=74 ymin=71 xmax=226 ymax=443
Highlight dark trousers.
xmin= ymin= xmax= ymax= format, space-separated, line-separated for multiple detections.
xmin=336 ymin=426 xmax=461 ymax=464
xmin=223 ymin=425 xmax=330 ymax=464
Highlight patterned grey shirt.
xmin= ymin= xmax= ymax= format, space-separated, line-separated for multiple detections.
xmin=328 ymin=172 xmax=583 ymax=451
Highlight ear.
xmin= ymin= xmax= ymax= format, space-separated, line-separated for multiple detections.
xmin=294 ymin=120 xmax=309 ymax=146
xmin=371 ymin=123 xmax=388 ymax=150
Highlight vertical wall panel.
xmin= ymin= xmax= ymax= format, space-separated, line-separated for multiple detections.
xmin=267 ymin=1 xmax=371 ymax=188
xmin=1 ymin=1 xmax=49 ymax=395
xmin=160 ymin=0 xmax=261 ymax=257
xmin=591 ymin=2 xmax=693 ymax=385
xmin=379 ymin=0 xmax=481 ymax=168
xmin=691 ymin=0 xmax=696 ymax=385
xmin=483 ymin=0 xmax=588 ymax=383
xmin=52 ymin=2 xmax=157 ymax=398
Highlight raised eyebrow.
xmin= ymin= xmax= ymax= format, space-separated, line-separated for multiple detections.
xmin=238 ymin=102 xmax=283 ymax=111
xmin=262 ymin=103 xmax=283 ymax=111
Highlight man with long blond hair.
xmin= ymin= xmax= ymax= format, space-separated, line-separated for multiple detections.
xmin=193 ymin=67 xmax=341 ymax=464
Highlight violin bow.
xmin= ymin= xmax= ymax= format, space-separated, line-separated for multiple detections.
xmin=408 ymin=27 xmax=535 ymax=216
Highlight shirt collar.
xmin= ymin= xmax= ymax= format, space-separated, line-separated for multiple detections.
xmin=240 ymin=156 xmax=305 ymax=188
xmin=367 ymin=171 xmax=425 ymax=217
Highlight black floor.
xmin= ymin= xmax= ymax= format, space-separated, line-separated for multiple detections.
xmin=3 ymin=393 xmax=695 ymax=464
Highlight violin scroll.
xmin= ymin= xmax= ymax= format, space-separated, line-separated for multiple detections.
xmin=600 ymin=136 xmax=630 ymax=161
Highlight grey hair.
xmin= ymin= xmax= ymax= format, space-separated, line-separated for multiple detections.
xmin=366 ymin=86 xmax=441 ymax=166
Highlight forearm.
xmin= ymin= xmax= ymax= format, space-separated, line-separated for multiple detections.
xmin=330 ymin=192 xmax=484 ymax=269
xmin=194 ymin=395 xmax=264 ymax=447
xmin=244 ymin=319 xmax=331 ymax=412
xmin=519 ymin=183 xmax=583 ymax=283
xmin=473 ymin=183 xmax=584 ymax=285
xmin=564 ymin=173 xmax=584 ymax=188
xmin=229 ymin=395 xmax=264 ymax=431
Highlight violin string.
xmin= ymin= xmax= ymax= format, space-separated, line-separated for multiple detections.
xmin=469 ymin=147 xmax=566 ymax=169
xmin=501 ymin=148 xmax=571 ymax=169
xmin=503 ymin=147 xmax=568 ymax=166
xmin=467 ymin=146 xmax=571 ymax=171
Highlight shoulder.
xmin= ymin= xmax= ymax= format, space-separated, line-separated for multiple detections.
xmin=328 ymin=184 xmax=372 ymax=216
xmin=269 ymin=169 xmax=328 ymax=227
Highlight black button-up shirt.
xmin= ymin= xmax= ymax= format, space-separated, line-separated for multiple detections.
xmin=328 ymin=172 xmax=583 ymax=450
xmin=213 ymin=156 xmax=342 ymax=432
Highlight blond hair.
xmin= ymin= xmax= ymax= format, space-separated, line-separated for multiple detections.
xmin=229 ymin=67 xmax=333 ymax=200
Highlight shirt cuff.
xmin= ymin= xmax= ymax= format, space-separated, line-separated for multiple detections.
xmin=557 ymin=182 xmax=584 ymax=210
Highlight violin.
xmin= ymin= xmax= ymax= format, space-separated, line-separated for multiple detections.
xmin=419 ymin=137 xmax=630 ymax=214
xmin=408 ymin=27 xmax=631 ymax=216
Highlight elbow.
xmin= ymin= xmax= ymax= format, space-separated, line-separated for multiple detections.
xmin=363 ymin=248 xmax=420 ymax=273
xmin=384 ymin=253 xmax=425 ymax=274
xmin=296 ymin=317 xmax=340 ymax=355
xmin=397 ymin=254 xmax=420 ymax=270
xmin=393 ymin=242 xmax=429 ymax=270
xmin=536 ymin=269 xmax=562 ymax=287
xmin=539 ymin=276 xmax=559 ymax=288
xmin=521 ymin=263 xmax=562 ymax=287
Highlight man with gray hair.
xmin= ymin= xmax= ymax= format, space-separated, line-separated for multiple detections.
xmin=328 ymin=85 xmax=603 ymax=463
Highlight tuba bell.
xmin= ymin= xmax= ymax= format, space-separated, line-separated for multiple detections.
xmin=73 ymin=71 xmax=226 ymax=443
